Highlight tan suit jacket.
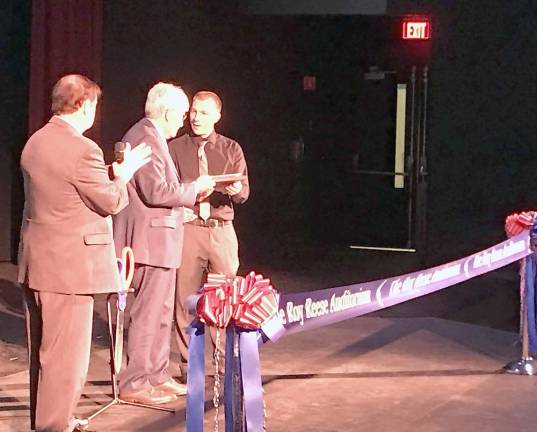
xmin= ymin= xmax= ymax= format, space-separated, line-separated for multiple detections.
xmin=18 ymin=116 xmax=128 ymax=294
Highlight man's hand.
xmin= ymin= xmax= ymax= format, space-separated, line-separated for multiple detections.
xmin=112 ymin=142 xmax=152 ymax=183
xmin=225 ymin=180 xmax=242 ymax=196
xmin=183 ymin=207 xmax=197 ymax=223
xmin=194 ymin=174 xmax=216 ymax=201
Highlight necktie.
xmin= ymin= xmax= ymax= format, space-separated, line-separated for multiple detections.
xmin=198 ymin=140 xmax=210 ymax=220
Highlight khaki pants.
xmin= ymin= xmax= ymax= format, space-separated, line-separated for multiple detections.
xmin=174 ymin=222 xmax=239 ymax=372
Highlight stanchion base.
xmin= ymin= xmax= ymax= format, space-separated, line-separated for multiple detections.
xmin=503 ymin=357 xmax=537 ymax=375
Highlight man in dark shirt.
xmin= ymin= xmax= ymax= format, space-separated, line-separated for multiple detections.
xmin=168 ymin=91 xmax=249 ymax=377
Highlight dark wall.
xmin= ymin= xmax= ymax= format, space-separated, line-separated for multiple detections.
xmin=0 ymin=0 xmax=30 ymax=261
xmin=102 ymin=1 xmax=303 ymax=260
xmin=102 ymin=0 xmax=537 ymax=261
xmin=102 ymin=1 xmax=299 ymax=146
xmin=3 ymin=0 xmax=532 ymax=262
xmin=388 ymin=1 xmax=537 ymax=256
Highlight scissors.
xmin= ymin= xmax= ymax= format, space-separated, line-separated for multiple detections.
xmin=114 ymin=247 xmax=134 ymax=374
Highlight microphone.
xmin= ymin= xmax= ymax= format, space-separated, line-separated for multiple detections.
xmin=114 ymin=141 xmax=126 ymax=163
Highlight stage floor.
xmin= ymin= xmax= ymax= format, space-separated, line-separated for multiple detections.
xmin=1 ymin=316 xmax=536 ymax=432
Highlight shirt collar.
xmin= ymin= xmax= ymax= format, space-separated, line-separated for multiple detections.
xmin=51 ymin=115 xmax=82 ymax=135
xmin=192 ymin=131 xmax=217 ymax=147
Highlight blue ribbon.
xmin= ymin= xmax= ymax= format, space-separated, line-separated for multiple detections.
xmin=240 ymin=330 xmax=264 ymax=432
xmin=279 ymin=232 xmax=531 ymax=335
xmin=224 ymin=325 xmax=236 ymax=431
xmin=223 ymin=327 xmax=264 ymax=432
xmin=186 ymin=320 xmax=205 ymax=432
xmin=524 ymin=254 xmax=537 ymax=355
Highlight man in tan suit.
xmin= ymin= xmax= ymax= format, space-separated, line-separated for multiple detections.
xmin=19 ymin=74 xmax=151 ymax=432
xmin=113 ymin=83 xmax=215 ymax=405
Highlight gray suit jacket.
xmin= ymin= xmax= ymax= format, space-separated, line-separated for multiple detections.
xmin=18 ymin=116 xmax=128 ymax=294
xmin=113 ymin=118 xmax=196 ymax=268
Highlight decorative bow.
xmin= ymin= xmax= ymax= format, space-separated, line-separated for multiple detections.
xmin=197 ymin=272 xmax=279 ymax=330
xmin=505 ymin=211 xmax=535 ymax=238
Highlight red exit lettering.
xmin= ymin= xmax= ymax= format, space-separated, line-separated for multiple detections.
xmin=402 ymin=20 xmax=431 ymax=40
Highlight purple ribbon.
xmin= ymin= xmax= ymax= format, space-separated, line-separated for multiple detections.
xmin=223 ymin=327 xmax=265 ymax=432
xmin=186 ymin=232 xmax=532 ymax=430
xmin=186 ymin=321 xmax=205 ymax=432
xmin=278 ymin=232 xmax=531 ymax=335
xmin=240 ymin=331 xmax=264 ymax=431
xmin=524 ymin=255 xmax=537 ymax=354
xmin=224 ymin=325 xmax=241 ymax=431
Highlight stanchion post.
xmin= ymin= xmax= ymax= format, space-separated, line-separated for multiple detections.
xmin=504 ymin=252 xmax=537 ymax=375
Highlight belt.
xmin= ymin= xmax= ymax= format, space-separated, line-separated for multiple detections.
xmin=186 ymin=218 xmax=232 ymax=228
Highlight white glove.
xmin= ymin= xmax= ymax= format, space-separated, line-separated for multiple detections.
xmin=112 ymin=142 xmax=152 ymax=183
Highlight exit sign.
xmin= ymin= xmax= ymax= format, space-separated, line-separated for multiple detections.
xmin=402 ymin=19 xmax=431 ymax=40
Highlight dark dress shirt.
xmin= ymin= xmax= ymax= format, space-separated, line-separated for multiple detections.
xmin=168 ymin=131 xmax=249 ymax=221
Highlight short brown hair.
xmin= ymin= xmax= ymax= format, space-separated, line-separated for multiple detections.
xmin=51 ymin=74 xmax=102 ymax=115
xmin=193 ymin=91 xmax=222 ymax=112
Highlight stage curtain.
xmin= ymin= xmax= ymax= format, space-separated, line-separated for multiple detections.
xmin=28 ymin=0 xmax=103 ymax=141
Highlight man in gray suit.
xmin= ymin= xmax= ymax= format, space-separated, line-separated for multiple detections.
xmin=19 ymin=74 xmax=151 ymax=432
xmin=113 ymin=82 xmax=215 ymax=405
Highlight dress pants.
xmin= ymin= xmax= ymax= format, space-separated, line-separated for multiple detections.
xmin=23 ymin=286 xmax=93 ymax=432
xmin=174 ymin=222 xmax=239 ymax=371
xmin=118 ymin=265 xmax=176 ymax=394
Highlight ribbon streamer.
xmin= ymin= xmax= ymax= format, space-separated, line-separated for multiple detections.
xmin=187 ymin=272 xmax=281 ymax=432
xmin=186 ymin=321 xmax=206 ymax=432
xmin=524 ymin=254 xmax=537 ymax=355
xmin=240 ymin=330 xmax=265 ymax=432
xmin=279 ymin=231 xmax=532 ymax=335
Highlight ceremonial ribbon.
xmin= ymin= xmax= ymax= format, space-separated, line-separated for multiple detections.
xmin=224 ymin=326 xmax=235 ymax=432
xmin=524 ymin=254 xmax=537 ymax=354
xmin=187 ymin=231 xmax=536 ymax=431
xmin=187 ymin=272 xmax=282 ymax=432
xmin=240 ymin=330 xmax=264 ymax=431
xmin=278 ymin=231 xmax=532 ymax=334
xmin=186 ymin=321 xmax=206 ymax=432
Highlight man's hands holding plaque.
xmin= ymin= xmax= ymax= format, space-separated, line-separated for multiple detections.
xmin=209 ymin=173 xmax=245 ymax=196
xmin=225 ymin=180 xmax=242 ymax=196
xmin=194 ymin=174 xmax=244 ymax=200
xmin=194 ymin=175 xmax=216 ymax=201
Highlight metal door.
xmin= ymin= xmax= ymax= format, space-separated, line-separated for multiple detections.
xmin=300 ymin=16 xmax=431 ymax=251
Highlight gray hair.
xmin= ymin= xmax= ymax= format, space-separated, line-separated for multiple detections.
xmin=144 ymin=82 xmax=188 ymax=119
